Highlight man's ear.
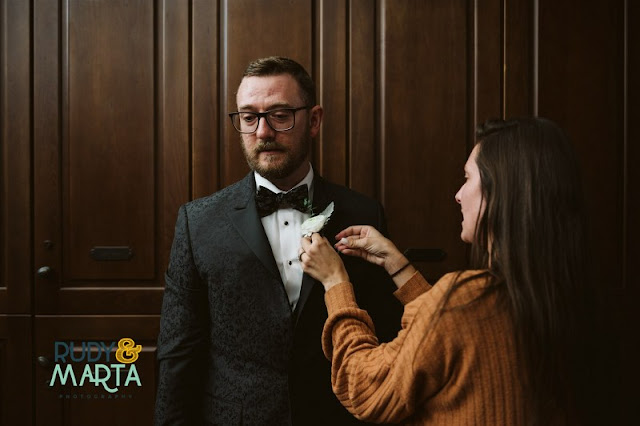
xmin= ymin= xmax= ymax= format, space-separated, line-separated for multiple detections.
xmin=309 ymin=105 xmax=323 ymax=138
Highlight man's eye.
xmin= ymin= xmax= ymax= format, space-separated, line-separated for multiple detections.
xmin=240 ymin=114 xmax=257 ymax=123
xmin=270 ymin=112 xmax=290 ymax=121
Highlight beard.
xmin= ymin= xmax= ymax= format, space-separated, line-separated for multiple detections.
xmin=241 ymin=128 xmax=311 ymax=181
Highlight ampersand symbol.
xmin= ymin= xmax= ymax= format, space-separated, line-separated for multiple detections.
xmin=115 ymin=338 xmax=142 ymax=364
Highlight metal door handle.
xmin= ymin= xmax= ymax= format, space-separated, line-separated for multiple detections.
xmin=37 ymin=356 xmax=53 ymax=368
xmin=37 ymin=266 xmax=52 ymax=277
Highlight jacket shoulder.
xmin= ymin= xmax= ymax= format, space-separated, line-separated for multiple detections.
xmin=320 ymin=179 xmax=382 ymax=210
xmin=181 ymin=177 xmax=250 ymax=216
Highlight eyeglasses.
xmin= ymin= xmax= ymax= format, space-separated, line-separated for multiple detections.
xmin=229 ymin=106 xmax=309 ymax=134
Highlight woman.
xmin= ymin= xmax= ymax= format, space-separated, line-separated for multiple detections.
xmin=300 ymin=118 xmax=601 ymax=425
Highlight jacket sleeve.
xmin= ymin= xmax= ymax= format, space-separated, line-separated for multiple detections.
xmin=155 ymin=205 xmax=209 ymax=425
xmin=351 ymin=200 xmax=404 ymax=343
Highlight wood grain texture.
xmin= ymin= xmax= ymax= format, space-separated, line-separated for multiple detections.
xmin=1 ymin=0 xmax=31 ymax=314
xmin=379 ymin=0 xmax=470 ymax=280
xmin=220 ymin=0 xmax=313 ymax=187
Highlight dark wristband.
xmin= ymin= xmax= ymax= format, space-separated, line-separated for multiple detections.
xmin=390 ymin=262 xmax=411 ymax=278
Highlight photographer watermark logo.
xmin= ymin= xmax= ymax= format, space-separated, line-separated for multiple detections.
xmin=49 ymin=337 xmax=142 ymax=395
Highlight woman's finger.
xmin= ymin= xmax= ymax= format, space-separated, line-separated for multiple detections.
xmin=335 ymin=225 xmax=367 ymax=241
xmin=310 ymin=232 xmax=324 ymax=245
xmin=301 ymin=236 xmax=313 ymax=252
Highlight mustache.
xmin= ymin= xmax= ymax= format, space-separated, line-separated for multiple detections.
xmin=255 ymin=141 xmax=286 ymax=152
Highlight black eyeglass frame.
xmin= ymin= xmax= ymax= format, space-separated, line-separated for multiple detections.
xmin=228 ymin=106 xmax=310 ymax=134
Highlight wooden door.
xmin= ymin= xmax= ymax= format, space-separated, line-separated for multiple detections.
xmin=536 ymin=1 xmax=638 ymax=417
xmin=0 ymin=316 xmax=32 ymax=425
xmin=31 ymin=0 xmax=187 ymax=424
xmin=1 ymin=1 xmax=33 ymax=424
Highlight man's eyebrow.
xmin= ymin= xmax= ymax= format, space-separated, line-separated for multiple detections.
xmin=236 ymin=102 xmax=293 ymax=111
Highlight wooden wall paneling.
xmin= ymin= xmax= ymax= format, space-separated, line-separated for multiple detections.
xmin=624 ymin=1 xmax=639 ymax=291
xmin=65 ymin=0 xmax=155 ymax=281
xmin=348 ymin=0 xmax=377 ymax=197
xmin=34 ymin=0 xmax=183 ymax=314
xmin=503 ymin=0 xmax=534 ymax=117
xmin=472 ymin=0 xmax=502 ymax=145
xmin=220 ymin=0 xmax=313 ymax=187
xmin=34 ymin=316 xmax=159 ymax=426
xmin=34 ymin=0 xmax=63 ymax=313
xmin=159 ymin=0 xmax=191 ymax=274
xmin=192 ymin=0 xmax=220 ymax=199
xmin=0 ymin=316 xmax=32 ymax=426
xmin=0 ymin=0 xmax=31 ymax=314
xmin=378 ymin=0 xmax=470 ymax=280
xmin=538 ymin=3 xmax=630 ymax=420
xmin=622 ymin=0 xmax=639 ymax=419
xmin=537 ymin=0 xmax=625 ymax=289
xmin=315 ymin=0 xmax=347 ymax=185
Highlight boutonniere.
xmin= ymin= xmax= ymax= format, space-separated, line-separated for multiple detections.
xmin=302 ymin=197 xmax=314 ymax=215
xmin=301 ymin=202 xmax=334 ymax=237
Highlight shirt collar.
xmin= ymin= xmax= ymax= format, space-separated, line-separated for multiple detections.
xmin=254 ymin=164 xmax=314 ymax=200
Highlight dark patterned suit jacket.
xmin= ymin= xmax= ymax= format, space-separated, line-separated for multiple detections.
xmin=155 ymin=173 xmax=403 ymax=425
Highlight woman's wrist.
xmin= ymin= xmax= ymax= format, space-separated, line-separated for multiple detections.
xmin=385 ymin=253 xmax=409 ymax=275
xmin=390 ymin=263 xmax=416 ymax=289
xmin=322 ymin=269 xmax=350 ymax=292
xmin=384 ymin=253 xmax=415 ymax=289
xmin=390 ymin=262 xmax=411 ymax=277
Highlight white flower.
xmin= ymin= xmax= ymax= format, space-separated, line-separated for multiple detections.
xmin=301 ymin=202 xmax=334 ymax=237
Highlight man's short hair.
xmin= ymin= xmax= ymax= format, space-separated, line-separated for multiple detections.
xmin=243 ymin=56 xmax=316 ymax=107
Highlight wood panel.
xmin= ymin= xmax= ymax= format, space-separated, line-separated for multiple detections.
xmin=379 ymin=0 xmax=470 ymax=280
xmin=34 ymin=316 xmax=159 ymax=426
xmin=315 ymin=0 xmax=348 ymax=185
xmin=220 ymin=0 xmax=313 ymax=187
xmin=503 ymin=0 xmax=534 ymax=117
xmin=473 ymin=0 xmax=503 ymax=129
xmin=65 ymin=0 xmax=155 ymax=280
xmin=627 ymin=0 xmax=639 ymax=292
xmin=622 ymin=0 xmax=639 ymax=419
xmin=33 ymin=0 xmax=184 ymax=314
xmin=537 ymin=1 xmax=632 ymax=420
xmin=349 ymin=0 xmax=377 ymax=197
xmin=0 ymin=0 xmax=31 ymax=314
xmin=537 ymin=0 xmax=625 ymax=289
xmin=34 ymin=0 xmax=64 ymax=311
xmin=158 ymin=0 xmax=191 ymax=275
xmin=0 ymin=316 xmax=32 ymax=426
xmin=192 ymin=0 xmax=220 ymax=199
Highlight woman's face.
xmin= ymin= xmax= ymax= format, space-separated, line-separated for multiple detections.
xmin=455 ymin=145 xmax=485 ymax=243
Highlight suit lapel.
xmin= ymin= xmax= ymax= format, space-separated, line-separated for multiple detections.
xmin=293 ymin=176 xmax=334 ymax=325
xmin=228 ymin=174 xmax=281 ymax=281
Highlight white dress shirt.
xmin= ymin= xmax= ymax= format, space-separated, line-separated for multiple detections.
xmin=255 ymin=166 xmax=314 ymax=310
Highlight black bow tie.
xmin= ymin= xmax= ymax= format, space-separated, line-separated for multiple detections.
xmin=255 ymin=185 xmax=310 ymax=217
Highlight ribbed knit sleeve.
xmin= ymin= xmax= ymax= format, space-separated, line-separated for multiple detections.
xmin=393 ymin=271 xmax=432 ymax=305
xmin=321 ymin=270 xmax=523 ymax=425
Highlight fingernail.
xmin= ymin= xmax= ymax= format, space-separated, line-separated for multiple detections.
xmin=340 ymin=238 xmax=348 ymax=245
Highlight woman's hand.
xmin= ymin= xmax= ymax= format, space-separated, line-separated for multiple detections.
xmin=300 ymin=233 xmax=350 ymax=291
xmin=334 ymin=225 xmax=408 ymax=276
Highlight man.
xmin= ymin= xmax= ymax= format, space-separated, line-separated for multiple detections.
xmin=155 ymin=56 xmax=402 ymax=425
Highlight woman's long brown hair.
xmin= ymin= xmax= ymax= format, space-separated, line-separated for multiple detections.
xmin=472 ymin=117 xmax=601 ymax=424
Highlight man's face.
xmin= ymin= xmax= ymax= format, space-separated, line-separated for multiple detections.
xmin=236 ymin=74 xmax=321 ymax=187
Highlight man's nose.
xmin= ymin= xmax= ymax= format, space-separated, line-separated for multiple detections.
xmin=255 ymin=116 xmax=275 ymax=139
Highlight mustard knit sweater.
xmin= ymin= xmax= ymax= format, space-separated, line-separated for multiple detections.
xmin=322 ymin=270 xmax=527 ymax=425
